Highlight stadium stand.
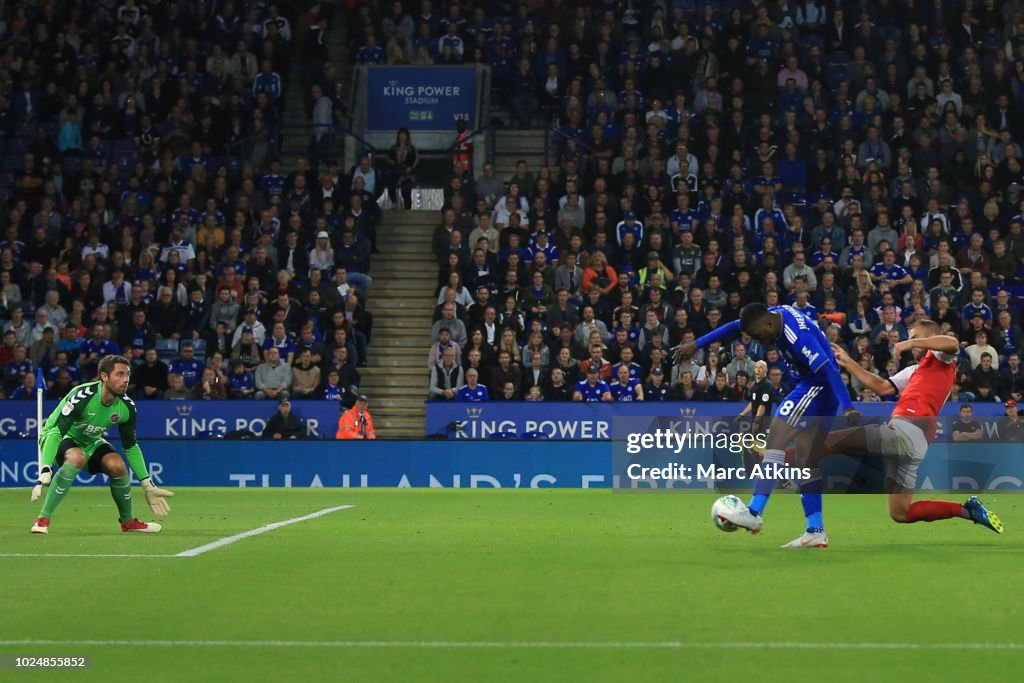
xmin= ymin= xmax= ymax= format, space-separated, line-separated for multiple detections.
xmin=0 ymin=2 xmax=384 ymax=410
xmin=3 ymin=0 xmax=1024 ymax=439
xmin=415 ymin=0 xmax=1024 ymax=414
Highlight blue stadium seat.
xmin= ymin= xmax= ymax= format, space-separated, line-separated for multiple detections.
xmin=156 ymin=339 xmax=179 ymax=363
xmin=191 ymin=339 xmax=207 ymax=361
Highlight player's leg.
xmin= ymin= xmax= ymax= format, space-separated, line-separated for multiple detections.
xmin=824 ymin=426 xmax=869 ymax=457
xmin=715 ymin=414 xmax=800 ymax=533
xmin=753 ymin=381 xmax=827 ymax=516
xmin=749 ymin=417 xmax=800 ymax=513
xmin=97 ymin=448 xmax=133 ymax=524
xmin=32 ymin=439 xmax=86 ymax=533
xmin=779 ymin=387 xmax=839 ymax=548
xmin=877 ymin=420 xmax=1002 ymax=532
xmin=97 ymin=448 xmax=161 ymax=533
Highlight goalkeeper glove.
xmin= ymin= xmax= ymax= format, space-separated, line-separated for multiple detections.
xmin=30 ymin=466 xmax=52 ymax=502
xmin=141 ymin=478 xmax=174 ymax=516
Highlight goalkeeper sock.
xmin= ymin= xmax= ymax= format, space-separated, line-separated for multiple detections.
xmin=109 ymin=474 xmax=134 ymax=523
xmin=903 ymin=500 xmax=967 ymax=523
xmin=749 ymin=449 xmax=785 ymax=515
xmin=39 ymin=462 xmax=81 ymax=519
xmin=799 ymin=468 xmax=824 ymax=532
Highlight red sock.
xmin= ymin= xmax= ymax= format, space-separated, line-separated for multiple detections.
xmin=904 ymin=500 xmax=964 ymax=523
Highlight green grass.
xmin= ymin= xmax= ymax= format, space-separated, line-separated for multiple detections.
xmin=1 ymin=488 xmax=1022 ymax=682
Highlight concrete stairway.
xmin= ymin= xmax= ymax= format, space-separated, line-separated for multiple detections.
xmin=359 ymin=209 xmax=438 ymax=437
xmin=278 ymin=8 xmax=350 ymax=167
xmin=490 ymin=128 xmax=550 ymax=183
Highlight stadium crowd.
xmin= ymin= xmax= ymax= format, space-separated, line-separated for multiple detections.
xmin=0 ymin=0 xmax=376 ymax=405
xmin=422 ymin=0 xmax=1024 ymax=407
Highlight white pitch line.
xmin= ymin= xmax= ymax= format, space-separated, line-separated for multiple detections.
xmin=0 ymin=505 xmax=354 ymax=560
xmin=0 ymin=553 xmax=169 ymax=559
xmin=0 ymin=640 xmax=1020 ymax=651
xmin=174 ymin=505 xmax=354 ymax=557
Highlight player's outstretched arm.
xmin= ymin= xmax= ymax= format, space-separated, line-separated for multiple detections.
xmin=892 ymin=334 xmax=959 ymax=359
xmin=673 ymin=320 xmax=742 ymax=363
xmin=830 ymin=343 xmax=896 ymax=397
xmin=119 ymin=399 xmax=174 ymax=516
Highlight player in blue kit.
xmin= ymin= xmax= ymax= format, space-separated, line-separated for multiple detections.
xmin=675 ymin=303 xmax=859 ymax=548
xmin=573 ymin=364 xmax=612 ymax=402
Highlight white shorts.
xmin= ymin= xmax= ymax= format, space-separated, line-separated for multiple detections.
xmin=864 ymin=418 xmax=928 ymax=490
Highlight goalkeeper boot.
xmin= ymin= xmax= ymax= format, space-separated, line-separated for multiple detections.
xmin=121 ymin=518 xmax=162 ymax=533
xmin=963 ymin=496 xmax=1004 ymax=534
xmin=781 ymin=530 xmax=829 ymax=548
xmin=30 ymin=518 xmax=50 ymax=534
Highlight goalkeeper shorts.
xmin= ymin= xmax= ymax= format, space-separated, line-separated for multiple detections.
xmin=54 ymin=438 xmax=118 ymax=475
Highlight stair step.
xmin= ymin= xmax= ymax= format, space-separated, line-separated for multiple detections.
xmin=372 ymin=289 xmax=438 ymax=297
xmin=370 ymin=409 xmax=425 ymax=419
xmin=367 ymin=358 xmax=433 ymax=368
xmin=365 ymin=353 xmax=427 ymax=360
xmin=372 ymin=304 xmax=435 ymax=312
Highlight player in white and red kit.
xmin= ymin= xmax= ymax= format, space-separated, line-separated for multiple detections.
xmin=826 ymin=319 xmax=1003 ymax=533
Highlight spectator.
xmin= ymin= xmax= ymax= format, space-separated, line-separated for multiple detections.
xmin=386 ymin=128 xmax=418 ymax=209
xmin=192 ymin=366 xmax=226 ymax=401
xmin=232 ymin=309 xmax=267 ymax=347
xmin=998 ymin=400 xmax=1024 ymax=442
xmin=965 ymin=331 xmax=1000 ymax=370
xmin=429 ymin=346 xmax=463 ymax=401
xmin=163 ymin=374 xmax=192 ymax=400
xmin=573 ymin=364 xmax=612 ymax=402
xmin=336 ymin=395 xmax=376 ymax=440
xmin=1000 ymin=354 xmax=1024 ymax=403
xmin=2 ymin=344 xmax=33 ymax=394
xmin=432 ymin=302 xmax=468 ymax=346
xmin=457 ymin=368 xmax=489 ymax=401
xmin=291 ymin=349 xmax=321 ymax=399
xmin=169 ymin=341 xmax=204 ymax=390
xmin=255 ymin=347 xmax=292 ymax=400
xmin=132 ymin=348 xmax=168 ymax=400
xmin=264 ymin=398 xmax=305 ymax=440
xmin=228 ymin=360 xmax=257 ymax=400
xmin=951 ymin=405 xmax=984 ymax=442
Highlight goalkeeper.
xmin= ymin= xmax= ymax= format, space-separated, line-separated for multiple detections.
xmin=30 ymin=354 xmax=174 ymax=534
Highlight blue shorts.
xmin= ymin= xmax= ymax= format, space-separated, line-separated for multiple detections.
xmin=773 ymin=378 xmax=840 ymax=427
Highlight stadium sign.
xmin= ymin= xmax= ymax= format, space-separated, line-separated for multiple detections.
xmin=366 ymin=66 xmax=477 ymax=131
xmin=1 ymin=441 xmax=1022 ymax=491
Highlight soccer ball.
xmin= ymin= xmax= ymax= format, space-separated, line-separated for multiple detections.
xmin=711 ymin=495 xmax=744 ymax=532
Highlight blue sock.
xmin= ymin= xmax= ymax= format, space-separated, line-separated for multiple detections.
xmin=748 ymin=449 xmax=785 ymax=516
xmin=800 ymin=468 xmax=824 ymax=532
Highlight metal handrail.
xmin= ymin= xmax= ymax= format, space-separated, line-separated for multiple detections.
xmin=547 ymin=123 xmax=598 ymax=157
xmin=223 ymin=122 xmax=377 ymax=164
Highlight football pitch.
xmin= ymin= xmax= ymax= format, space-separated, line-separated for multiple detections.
xmin=1 ymin=488 xmax=1021 ymax=682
